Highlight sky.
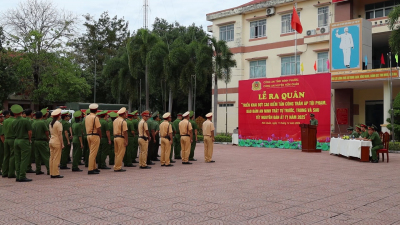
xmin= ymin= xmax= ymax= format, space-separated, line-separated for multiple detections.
xmin=1 ymin=0 xmax=247 ymax=34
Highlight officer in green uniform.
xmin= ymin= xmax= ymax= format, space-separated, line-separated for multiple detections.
xmin=146 ymin=113 xmax=155 ymax=165
xmin=153 ymin=112 xmax=161 ymax=161
xmin=355 ymin=126 xmax=362 ymax=138
xmin=360 ymin=124 xmax=369 ymax=139
xmin=84 ymin=109 xmax=90 ymax=167
xmin=310 ymin=113 xmax=318 ymax=126
xmin=59 ymin=112 xmax=71 ymax=169
xmin=24 ymin=109 xmax=36 ymax=174
xmin=172 ymin=113 xmax=182 ymax=160
xmin=97 ymin=110 xmax=111 ymax=169
xmin=189 ymin=111 xmax=198 ymax=161
xmin=0 ymin=111 xmax=4 ymax=175
xmin=71 ymin=111 xmax=84 ymax=172
xmin=2 ymin=110 xmax=16 ymax=178
xmin=108 ymin=112 xmax=117 ymax=165
xmin=366 ymin=125 xmax=383 ymax=163
xmin=11 ymin=105 xmax=33 ymax=182
xmin=123 ymin=112 xmax=136 ymax=167
xmin=131 ymin=111 xmax=139 ymax=163
xmin=32 ymin=111 xmax=50 ymax=175
xmin=45 ymin=110 xmax=53 ymax=128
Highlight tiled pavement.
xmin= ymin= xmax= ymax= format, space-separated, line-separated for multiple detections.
xmin=1 ymin=143 xmax=400 ymax=225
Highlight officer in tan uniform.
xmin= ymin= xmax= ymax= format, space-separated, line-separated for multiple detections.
xmin=160 ymin=113 xmax=173 ymax=167
xmin=113 ymin=107 xmax=128 ymax=172
xmin=203 ymin=113 xmax=215 ymax=163
xmin=138 ymin=110 xmax=151 ymax=169
xmin=49 ymin=109 xmax=64 ymax=178
xmin=179 ymin=111 xmax=193 ymax=164
xmin=85 ymin=104 xmax=102 ymax=175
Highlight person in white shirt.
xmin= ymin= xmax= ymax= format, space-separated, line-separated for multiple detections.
xmin=336 ymin=27 xmax=354 ymax=68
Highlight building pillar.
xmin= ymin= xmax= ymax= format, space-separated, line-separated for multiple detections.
xmin=334 ymin=1 xmax=353 ymax=22
xmin=383 ymin=81 xmax=391 ymax=133
xmin=334 ymin=89 xmax=353 ymax=134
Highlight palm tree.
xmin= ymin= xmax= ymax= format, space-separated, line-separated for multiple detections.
xmin=210 ymin=37 xmax=237 ymax=134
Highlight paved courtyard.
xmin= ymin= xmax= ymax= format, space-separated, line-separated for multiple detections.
xmin=1 ymin=143 xmax=400 ymax=225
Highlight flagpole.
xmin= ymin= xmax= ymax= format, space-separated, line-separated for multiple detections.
xmin=295 ymin=3 xmax=297 ymax=76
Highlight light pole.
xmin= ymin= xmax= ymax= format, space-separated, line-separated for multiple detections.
xmin=388 ymin=52 xmax=395 ymax=142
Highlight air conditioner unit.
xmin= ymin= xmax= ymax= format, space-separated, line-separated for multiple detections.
xmin=320 ymin=26 xmax=330 ymax=34
xmin=266 ymin=7 xmax=275 ymax=16
xmin=306 ymin=29 xmax=316 ymax=36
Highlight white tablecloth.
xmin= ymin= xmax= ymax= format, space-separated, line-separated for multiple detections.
xmin=232 ymin=134 xmax=238 ymax=145
xmin=330 ymin=138 xmax=372 ymax=158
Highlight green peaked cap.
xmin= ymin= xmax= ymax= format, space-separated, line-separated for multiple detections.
xmin=347 ymin=126 xmax=353 ymax=130
xmin=10 ymin=105 xmax=23 ymax=114
xmin=152 ymin=111 xmax=159 ymax=118
xmin=73 ymin=111 xmax=82 ymax=118
xmin=189 ymin=111 xmax=194 ymax=117
xmin=108 ymin=112 xmax=118 ymax=118
xmin=40 ymin=107 xmax=48 ymax=115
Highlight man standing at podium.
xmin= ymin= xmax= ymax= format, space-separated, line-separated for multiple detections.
xmin=309 ymin=114 xmax=318 ymax=126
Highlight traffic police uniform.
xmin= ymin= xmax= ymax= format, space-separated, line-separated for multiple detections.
xmin=138 ymin=111 xmax=151 ymax=169
xmin=203 ymin=113 xmax=215 ymax=163
xmin=113 ymin=107 xmax=128 ymax=171
xmin=179 ymin=111 xmax=192 ymax=164
xmin=49 ymin=109 xmax=64 ymax=178
xmin=85 ymin=104 xmax=102 ymax=174
xmin=160 ymin=113 xmax=173 ymax=166
xmin=32 ymin=111 xmax=50 ymax=175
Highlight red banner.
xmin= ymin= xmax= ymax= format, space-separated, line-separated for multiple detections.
xmin=332 ymin=0 xmax=348 ymax=3
xmin=238 ymin=73 xmax=331 ymax=142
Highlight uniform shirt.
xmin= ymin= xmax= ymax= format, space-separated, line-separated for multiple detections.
xmin=99 ymin=118 xmax=109 ymax=138
xmin=85 ymin=113 xmax=101 ymax=134
xmin=108 ymin=120 xmax=114 ymax=139
xmin=31 ymin=120 xmax=36 ymax=139
xmin=49 ymin=121 xmax=63 ymax=145
xmin=113 ymin=117 xmax=128 ymax=137
xmin=138 ymin=119 xmax=149 ymax=137
xmin=33 ymin=120 xmax=48 ymax=141
xmin=351 ymin=131 xmax=359 ymax=138
xmin=72 ymin=122 xmax=84 ymax=144
xmin=160 ymin=121 xmax=173 ymax=138
xmin=82 ymin=118 xmax=87 ymax=136
xmin=190 ymin=119 xmax=198 ymax=140
xmin=132 ymin=118 xmax=139 ymax=136
xmin=202 ymin=119 xmax=215 ymax=136
xmin=179 ymin=119 xmax=192 ymax=136
xmin=172 ymin=119 xmax=181 ymax=135
xmin=3 ymin=117 xmax=16 ymax=139
xmin=361 ymin=131 xmax=369 ymax=139
xmin=61 ymin=120 xmax=70 ymax=143
xmin=127 ymin=119 xmax=135 ymax=137
xmin=45 ymin=117 xmax=52 ymax=128
xmin=0 ymin=123 xmax=3 ymax=137
xmin=369 ymin=132 xmax=383 ymax=147
xmin=12 ymin=116 xmax=32 ymax=139
xmin=310 ymin=119 xmax=318 ymax=126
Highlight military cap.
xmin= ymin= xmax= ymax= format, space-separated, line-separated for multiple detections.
xmin=10 ymin=105 xmax=23 ymax=114
xmin=51 ymin=109 xmax=62 ymax=117
xmin=86 ymin=109 xmax=90 ymax=115
xmin=73 ymin=111 xmax=82 ymax=118
xmin=310 ymin=113 xmax=315 ymax=117
xmin=206 ymin=112 xmax=213 ymax=118
xmin=163 ymin=112 xmax=171 ymax=119
xmin=177 ymin=113 xmax=183 ymax=116
xmin=347 ymin=126 xmax=353 ymax=131
xmin=117 ymin=107 xmax=126 ymax=115
xmin=61 ymin=111 xmax=69 ymax=116
xmin=189 ymin=111 xmax=194 ymax=117
xmin=96 ymin=111 xmax=106 ymax=116
xmin=360 ymin=124 xmax=367 ymax=128
xmin=128 ymin=112 xmax=136 ymax=117
xmin=356 ymin=125 xmax=361 ymax=129
xmin=108 ymin=112 xmax=118 ymax=118
xmin=40 ymin=107 xmax=48 ymax=115
xmin=132 ymin=110 xmax=139 ymax=116
xmin=152 ymin=111 xmax=159 ymax=118
xmin=141 ymin=110 xmax=150 ymax=117
xmin=182 ymin=111 xmax=190 ymax=117
xmin=368 ymin=124 xmax=378 ymax=131
xmin=89 ymin=103 xmax=98 ymax=109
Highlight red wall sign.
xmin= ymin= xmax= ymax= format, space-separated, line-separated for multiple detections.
xmin=238 ymin=73 xmax=331 ymax=142
xmin=336 ymin=108 xmax=348 ymax=125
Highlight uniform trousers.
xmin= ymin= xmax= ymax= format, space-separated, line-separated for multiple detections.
xmin=72 ymin=142 xmax=82 ymax=170
xmin=139 ymin=138 xmax=148 ymax=167
xmin=108 ymin=138 xmax=115 ymax=165
xmin=87 ymin=135 xmax=100 ymax=171
xmin=161 ymin=138 xmax=171 ymax=165
xmin=173 ymin=135 xmax=181 ymax=158
xmin=49 ymin=142 xmax=62 ymax=176
xmin=60 ymin=140 xmax=70 ymax=167
xmin=14 ymin=139 xmax=30 ymax=180
xmin=189 ymin=137 xmax=196 ymax=160
xmin=372 ymin=145 xmax=384 ymax=161
xmin=97 ymin=138 xmax=108 ymax=168
xmin=114 ymin=138 xmax=126 ymax=170
xmin=0 ymin=141 xmax=3 ymax=171
xmin=27 ymin=140 xmax=34 ymax=171
xmin=147 ymin=139 xmax=154 ymax=164
xmin=83 ymin=135 xmax=89 ymax=167
xmin=123 ymin=137 xmax=134 ymax=165
xmin=34 ymin=140 xmax=49 ymax=173
xmin=2 ymin=139 xmax=15 ymax=177
xmin=153 ymin=134 xmax=160 ymax=160
xmin=204 ymin=136 xmax=214 ymax=162
xmin=132 ymin=136 xmax=138 ymax=162
xmin=180 ymin=136 xmax=191 ymax=163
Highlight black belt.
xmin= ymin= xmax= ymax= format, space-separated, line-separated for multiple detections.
xmin=181 ymin=135 xmax=189 ymax=137
xmin=87 ymin=134 xmax=99 ymax=136
xmin=139 ymin=136 xmax=148 ymax=139
xmin=115 ymin=135 xmax=125 ymax=138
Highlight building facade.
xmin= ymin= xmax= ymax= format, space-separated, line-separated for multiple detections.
xmin=207 ymin=0 xmax=400 ymax=134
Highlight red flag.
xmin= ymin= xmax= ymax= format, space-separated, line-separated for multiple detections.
xmin=381 ymin=53 xmax=385 ymax=65
xmin=314 ymin=61 xmax=317 ymax=71
xmin=291 ymin=6 xmax=303 ymax=34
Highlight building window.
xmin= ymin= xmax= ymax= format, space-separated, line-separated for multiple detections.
xmin=318 ymin=6 xmax=329 ymax=27
xmin=281 ymin=13 xmax=300 ymax=34
xmin=219 ymin=103 xmax=234 ymax=107
xmin=250 ymin=60 xmax=266 ymax=78
xmin=220 ymin=24 xmax=234 ymax=42
xmin=317 ymin=52 xmax=329 ymax=73
xmin=250 ymin=19 xmax=266 ymax=38
xmin=281 ymin=56 xmax=300 ymax=76
xmin=365 ymin=1 xmax=398 ymax=19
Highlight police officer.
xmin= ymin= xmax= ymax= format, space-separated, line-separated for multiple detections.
xmin=49 ymin=109 xmax=64 ymax=178
xmin=72 ymin=111 xmax=84 ymax=172
xmin=203 ymin=113 xmax=215 ymax=163
xmin=0 ymin=111 xmax=4 ymax=175
xmin=60 ymin=112 xmax=71 ymax=170
xmin=123 ymin=112 xmax=136 ymax=167
xmin=85 ymin=104 xmax=102 ymax=175
xmin=310 ymin=113 xmax=318 ymax=126
xmin=172 ymin=113 xmax=182 ymax=160
xmin=189 ymin=111 xmax=198 ymax=161
xmin=179 ymin=111 xmax=193 ymax=164
xmin=131 ymin=111 xmax=139 ymax=163
xmin=160 ymin=113 xmax=173 ymax=167
xmin=11 ymin=104 xmax=33 ymax=182
xmin=83 ymin=109 xmax=90 ymax=167
xmin=107 ymin=112 xmax=117 ymax=165
xmin=97 ymin=110 xmax=111 ymax=170
xmin=32 ymin=111 xmax=50 ymax=175
xmin=360 ymin=124 xmax=369 ymax=138
xmin=138 ymin=110 xmax=151 ymax=169
xmin=150 ymin=112 xmax=160 ymax=162
xmin=113 ymin=107 xmax=128 ymax=172
xmin=2 ymin=110 xmax=16 ymax=178
xmin=365 ymin=125 xmax=383 ymax=163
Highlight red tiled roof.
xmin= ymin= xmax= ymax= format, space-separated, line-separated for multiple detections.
xmin=207 ymin=0 xmax=270 ymax=16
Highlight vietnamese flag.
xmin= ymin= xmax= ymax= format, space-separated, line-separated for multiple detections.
xmin=314 ymin=61 xmax=317 ymax=72
xmin=381 ymin=53 xmax=385 ymax=65
xmin=291 ymin=6 xmax=303 ymax=34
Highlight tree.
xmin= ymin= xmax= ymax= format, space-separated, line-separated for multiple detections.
xmin=210 ymin=38 xmax=237 ymax=134
xmin=387 ymin=92 xmax=400 ymax=140
xmin=388 ymin=6 xmax=400 ymax=54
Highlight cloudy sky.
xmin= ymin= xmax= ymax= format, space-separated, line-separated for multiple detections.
xmin=2 ymin=0 xmax=247 ymax=33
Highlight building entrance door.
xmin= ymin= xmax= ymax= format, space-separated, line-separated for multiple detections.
xmin=365 ymin=100 xmax=383 ymax=132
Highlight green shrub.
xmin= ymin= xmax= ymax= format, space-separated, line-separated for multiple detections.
xmin=197 ymin=135 xmax=204 ymax=142
xmin=215 ymin=134 xmax=232 ymax=142
xmin=389 ymin=142 xmax=400 ymax=151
